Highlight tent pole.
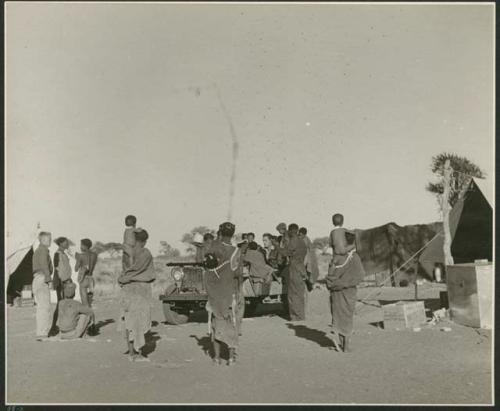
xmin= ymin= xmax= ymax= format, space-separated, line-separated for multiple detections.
xmin=414 ymin=260 xmax=418 ymax=301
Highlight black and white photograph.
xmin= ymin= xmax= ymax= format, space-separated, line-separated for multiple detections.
xmin=4 ymin=1 xmax=495 ymax=406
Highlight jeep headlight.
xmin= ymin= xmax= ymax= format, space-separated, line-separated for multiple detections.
xmin=171 ymin=268 xmax=184 ymax=282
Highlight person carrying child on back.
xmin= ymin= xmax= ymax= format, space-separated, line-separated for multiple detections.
xmin=325 ymin=213 xmax=365 ymax=353
xmin=118 ymin=228 xmax=156 ymax=362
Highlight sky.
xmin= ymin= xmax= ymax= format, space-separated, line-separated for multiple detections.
xmin=5 ymin=2 xmax=494 ymax=255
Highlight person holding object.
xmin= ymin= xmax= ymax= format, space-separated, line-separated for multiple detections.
xmin=53 ymin=237 xmax=73 ymax=301
xmin=325 ymin=213 xmax=365 ymax=353
xmin=285 ymin=223 xmax=308 ymax=321
xmin=57 ymin=282 xmax=94 ymax=340
xmin=75 ymin=238 xmax=98 ymax=307
xmin=204 ymin=221 xmax=243 ymax=366
xmin=32 ymin=231 xmax=54 ymax=340
xmin=118 ymin=228 xmax=156 ymax=362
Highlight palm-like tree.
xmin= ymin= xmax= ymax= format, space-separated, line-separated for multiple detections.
xmin=426 ymin=152 xmax=485 ymax=208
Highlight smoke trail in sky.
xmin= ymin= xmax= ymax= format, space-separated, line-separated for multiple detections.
xmin=213 ymin=83 xmax=239 ymax=222
xmin=176 ymin=82 xmax=239 ymax=222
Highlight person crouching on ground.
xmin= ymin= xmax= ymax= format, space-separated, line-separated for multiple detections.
xmin=204 ymin=222 xmax=243 ymax=366
xmin=118 ymin=228 xmax=156 ymax=362
xmin=75 ymin=238 xmax=98 ymax=307
xmin=325 ymin=213 xmax=365 ymax=353
xmin=32 ymin=231 xmax=54 ymax=340
xmin=57 ymin=282 xmax=95 ymax=340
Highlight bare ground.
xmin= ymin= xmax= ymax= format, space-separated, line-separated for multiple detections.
xmin=6 ymin=283 xmax=492 ymax=405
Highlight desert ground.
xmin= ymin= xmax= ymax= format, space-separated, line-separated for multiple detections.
xmin=6 ymin=276 xmax=492 ymax=405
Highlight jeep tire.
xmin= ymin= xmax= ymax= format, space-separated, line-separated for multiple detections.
xmin=244 ymin=298 xmax=259 ymax=317
xmin=162 ymin=303 xmax=189 ymax=325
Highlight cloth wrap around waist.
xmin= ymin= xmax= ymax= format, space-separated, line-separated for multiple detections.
xmin=325 ymin=250 xmax=365 ymax=291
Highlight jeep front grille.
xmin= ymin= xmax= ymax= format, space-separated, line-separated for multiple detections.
xmin=181 ymin=267 xmax=205 ymax=293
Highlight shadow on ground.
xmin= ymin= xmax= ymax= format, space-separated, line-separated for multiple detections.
xmin=286 ymin=323 xmax=336 ymax=349
xmin=142 ymin=331 xmax=161 ymax=356
xmin=164 ymin=301 xmax=288 ymax=324
xmin=90 ymin=318 xmax=116 ymax=336
xmin=189 ymin=334 xmax=213 ymax=357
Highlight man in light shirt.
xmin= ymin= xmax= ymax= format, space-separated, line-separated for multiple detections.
xmin=32 ymin=231 xmax=54 ymax=340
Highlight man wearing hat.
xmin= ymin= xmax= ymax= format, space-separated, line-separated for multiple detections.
xmin=192 ymin=232 xmax=205 ymax=263
xmin=57 ymin=282 xmax=94 ymax=340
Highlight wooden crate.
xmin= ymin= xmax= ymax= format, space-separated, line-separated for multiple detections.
xmin=20 ymin=298 xmax=35 ymax=307
xmin=446 ymin=263 xmax=493 ymax=329
xmin=21 ymin=289 xmax=32 ymax=299
xmin=383 ymin=301 xmax=427 ymax=330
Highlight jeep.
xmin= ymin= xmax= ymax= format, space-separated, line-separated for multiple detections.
xmin=159 ymin=262 xmax=286 ymax=325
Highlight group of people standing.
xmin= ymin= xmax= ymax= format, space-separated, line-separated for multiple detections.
xmin=30 ymin=211 xmax=365 ymax=363
xmin=31 ymin=233 xmax=97 ymax=341
xmin=193 ymin=214 xmax=364 ymax=363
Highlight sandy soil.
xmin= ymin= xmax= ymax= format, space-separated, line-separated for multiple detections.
xmin=6 ymin=283 xmax=492 ymax=405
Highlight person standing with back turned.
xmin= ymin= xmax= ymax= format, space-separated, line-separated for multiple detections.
xmin=75 ymin=238 xmax=98 ymax=307
xmin=118 ymin=228 xmax=156 ymax=362
xmin=285 ymin=223 xmax=308 ymax=321
xmin=204 ymin=222 xmax=243 ymax=366
xmin=325 ymin=213 xmax=365 ymax=353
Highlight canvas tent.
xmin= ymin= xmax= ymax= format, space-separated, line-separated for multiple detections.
xmin=6 ymin=227 xmax=81 ymax=304
xmin=419 ymin=178 xmax=493 ymax=277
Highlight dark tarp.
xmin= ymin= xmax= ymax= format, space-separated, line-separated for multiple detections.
xmin=354 ymin=222 xmax=441 ymax=282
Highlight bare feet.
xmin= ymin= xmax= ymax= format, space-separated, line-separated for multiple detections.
xmin=129 ymin=353 xmax=150 ymax=362
xmin=227 ymin=348 xmax=236 ymax=366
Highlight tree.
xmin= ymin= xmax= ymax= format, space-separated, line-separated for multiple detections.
xmin=427 ymin=153 xmax=485 ymax=267
xmin=426 ymin=152 xmax=485 ymax=208
xmin=181 ymin=226 xmax=216 ymax=254
xmin=312 ymin=236 xmax=330 ymax=254
xmin=159 ymin=241 xmax=181 ymax=258
xmin=91 ymin=241 xmax=123 ymax=257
